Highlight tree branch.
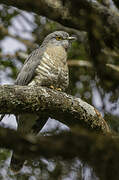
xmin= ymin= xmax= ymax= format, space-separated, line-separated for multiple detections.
xmin=67 ymin=60 xmax=93 ymax=68
xmin=0 ymin=85 xmax=109 ymax=133
xmin=112 ymin=0 xmax=119 ymax=8
xmin=1 ymin=0 xmax=119 ymax=49
xmin=0 ymin=126 xmax=118 ymax=180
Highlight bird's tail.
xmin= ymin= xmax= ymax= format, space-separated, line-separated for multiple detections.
xmin=10 ymin=153 xmax=25 ymax=172
xmin=10 ymin=114 xmax=48 ymax=172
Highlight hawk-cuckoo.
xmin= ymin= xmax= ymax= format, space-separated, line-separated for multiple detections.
xmin=6 ymin=31 xmax=76 ymax=171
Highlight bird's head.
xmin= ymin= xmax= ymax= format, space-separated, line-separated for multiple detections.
xmin=42 ymin=31 xmax=76 ymax=51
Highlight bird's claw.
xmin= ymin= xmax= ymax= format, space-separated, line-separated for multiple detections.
xmin=56 ymin=88 xmax=62 ymax=91
xmin=49 ymin=85 xmax=55 ymax=89
xmin=49 ymin=86 xmax=62 ymax=91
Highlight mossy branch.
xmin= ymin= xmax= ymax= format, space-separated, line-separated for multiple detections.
xmin=0 ymin=85 xmax=109 ymax=133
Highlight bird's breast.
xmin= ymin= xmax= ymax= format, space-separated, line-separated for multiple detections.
xmin=32 ymin=45 xmax=69 ymax=90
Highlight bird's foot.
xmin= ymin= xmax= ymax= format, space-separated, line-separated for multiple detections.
xmin=49 ymin=86 xmax=62 ymax=91
xmin=56 ymin=88 xmax=62 ymax=91
xmin=49 ymin=85 xmax=55 ymax=89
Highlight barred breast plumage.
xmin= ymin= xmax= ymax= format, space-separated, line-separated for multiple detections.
xmin=29 ymin=45 xmax=69 ymax=91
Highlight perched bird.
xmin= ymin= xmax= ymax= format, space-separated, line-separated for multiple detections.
xmin=9 ymin=31 xmax=76 ymax=171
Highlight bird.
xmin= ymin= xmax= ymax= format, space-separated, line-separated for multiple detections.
xmin=3 ymin=31 xmax=76 ymax=172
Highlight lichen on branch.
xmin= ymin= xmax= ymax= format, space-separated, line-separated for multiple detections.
xmin=0 ymin=85 xmax=109 ymax=133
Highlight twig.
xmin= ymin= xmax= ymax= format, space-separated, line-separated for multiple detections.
xmin=67 ymin=60 xmax=93 ymax=68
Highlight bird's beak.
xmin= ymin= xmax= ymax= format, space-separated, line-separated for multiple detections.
xmin=68 ymin=36 xmax=77 ymax=41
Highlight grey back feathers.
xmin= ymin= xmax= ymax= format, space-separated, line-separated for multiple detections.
xmin=15 ymin=47 xmax=45 ymax=85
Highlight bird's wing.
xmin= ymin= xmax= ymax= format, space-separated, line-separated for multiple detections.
xmin=0 ymin=47 xmax=44 ymax=121
xmin=15 ymin=47 xmax=44 ymax=85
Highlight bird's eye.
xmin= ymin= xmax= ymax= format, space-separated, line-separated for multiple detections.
xmin=56 ymin=36 xmax=63 ymax=41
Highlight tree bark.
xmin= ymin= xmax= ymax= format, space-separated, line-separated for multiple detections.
xmin=0 ymin=85 xmax=109 ymax=133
